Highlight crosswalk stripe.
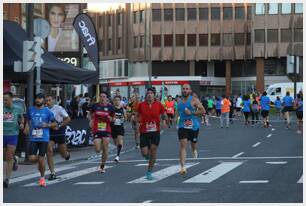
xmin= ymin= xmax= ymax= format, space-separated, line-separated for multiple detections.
xmin=265 ymin=161 xmax=287 ymax=165
xmin=297 ymin=175 xmax=303 ymax=183
xmin=127 ymin=162 xmax=199 ymax=184
xmin=10 ymin=166 xmax=76 ymax=184
xmin=184 ymin=162 xmax=243 ymax=183
xmin=74 ymin=182 xmax=104 ymax=185
xmin=239 ymin=180 xmax=269 ymax=184
xmin=23 ymin=165 xmax=114 ymax=187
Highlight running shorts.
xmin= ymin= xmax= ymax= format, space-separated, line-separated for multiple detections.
xmin=178 ymin=128 xmax=199 ymax=143
xmin=140 ymin=132 xmax=160 ymax=148
xmin=29 ymin=141 xmax=48 ymax=157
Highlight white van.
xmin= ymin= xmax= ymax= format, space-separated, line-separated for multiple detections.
xmin=266 ymin=82 xmax=303 ymax=103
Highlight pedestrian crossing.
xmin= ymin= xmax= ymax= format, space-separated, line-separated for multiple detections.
xmin=10 ymin=160 xmax=302 ymax=187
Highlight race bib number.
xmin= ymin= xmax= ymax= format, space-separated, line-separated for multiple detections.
xmin=32 ymin=129 xmax=43 ymax=138
xmin=145 ymin=122 xmax=157 ymax=132
xmin=4 ymin=112 xmax=14 ymax=122
xmin=98 ymin=121 xmax=107 ymax=131
xmin=167 ymin=108 xmax=174 ymax=114
xmin=114 ymin=118 xmax=123 ymax=126
xmin=183 ymin=119 xmax=193 ymax=129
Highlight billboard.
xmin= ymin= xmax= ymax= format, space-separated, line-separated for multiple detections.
xmin=45 ymin=4 xmax=79 ymax=52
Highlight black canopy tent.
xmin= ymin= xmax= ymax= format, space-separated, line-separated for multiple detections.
xmin=3 ymin=20 xmax=99 ymax=84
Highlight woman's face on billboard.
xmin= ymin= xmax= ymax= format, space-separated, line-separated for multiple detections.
xmin=49 ymin=5 xmax=65 ymax=28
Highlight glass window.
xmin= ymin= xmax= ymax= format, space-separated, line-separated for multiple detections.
xmin=108 ymin=14 xmax=112 ymax=26
xmin=255 ymin=3 xmax=265 ymax=15
xmin=295 ymin=3 xmax=303 ymax=13
xmin=117 ymin=38 xmax=121 ymax=50
xmin=294 ymin=29 xmax=303 ymax=42
xmin=117 ymin=13 xmax=122 ymax=25
xmin=133 ymin=11 xmax=138 ymax=23
xmin=211 ymin=8 xmax=220 ymax=20
xmin=247 ymin=6 xmax=252 ymax=19
xmin=140 ymin=35 xmax=144 ymax=48
xmin=223 ymin=7 xmax=233 ymax=20
xmin=164 ymin=9 xmax=173 ymax=21
xmin=153 ymin=35 xmax=161 ymax=47
xmin=187 ymin=34 xmax=196 ymax=46
xmin=235 ymin=33 xmax=245 ymax=45
xmin=267 ymin=29 xmax=278 ymax=42
xmin=199 ymin=34 xmax=208 ymax=46
xmin=176 ymin=34 xmax=185 ymax=46
xmin=211 ymin=34 xmax=220 ymax=46
xmin=152 ymin=9 xmax=161 ymax=21
xmin=247 ymin=33 xmax=251 ymax=45
xmin=108 ymin=39 xmax=112 ymax=51
xmin=268 ymin=3 xmax=278 ymax=14
xmin=255 ymin=29 xmax=265 ymax=43
xmin=223 ymin=33 xmax=233 ymax=46
xmin=235 ymin=7 xmax=245 ymax=19
xmin=187 ymin=8 xmax=196 ymax=20
xmin=281 ymin=3 xmax=292 ymax=14
xmin=176 ymin=8 xmax=185 ymax=21
xmin=199 ymin=8 xmax=208 ymax=20
xmin=164 ymin=34 xmax=173 ymax=47
xmin=281 ymin=29 xmax=292 ymax=42
xmin=133 ymin=36 xmax=138 ymax=48
xmin=139 ymin=10 xmax=144 ymax=23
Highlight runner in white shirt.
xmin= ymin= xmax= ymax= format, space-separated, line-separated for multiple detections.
xmin=235 ymin=95 xmax=242 ymax=117
xmin=45 ymin=95 xmax=71 ymax=180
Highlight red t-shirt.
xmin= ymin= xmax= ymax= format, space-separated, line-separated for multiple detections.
xmin=137 ymin=101 xmax=165 ymax=134
xmin=90 ymin=103 xmax=114 ymax=134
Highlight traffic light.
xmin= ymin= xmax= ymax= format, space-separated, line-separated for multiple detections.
xmin=22 ymin=40 xmax=36 ymax=72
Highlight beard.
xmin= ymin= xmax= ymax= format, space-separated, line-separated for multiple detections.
xmin=182 ymin=92 xmax=189 ymax=97
xmin=35 ymin=102 xmax=43 ymax=107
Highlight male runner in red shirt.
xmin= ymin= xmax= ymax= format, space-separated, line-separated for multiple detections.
xmin=135 ymin=88 xmax=167 ymax=180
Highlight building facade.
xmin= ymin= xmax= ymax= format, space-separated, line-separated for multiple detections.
xmin=92 ymin=3 xmax=303 ymax=98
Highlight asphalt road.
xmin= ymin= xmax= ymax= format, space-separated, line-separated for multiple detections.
xmin=3 ymin=116 xmax=303 ymax=203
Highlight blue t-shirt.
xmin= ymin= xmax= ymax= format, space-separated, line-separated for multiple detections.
xmin=296 ymin=99 xmax=303 ymax=112
xmin=27 ymin=106 xmax=55 ymax=142
xmin=216 ymin=100 xmax=222 ymax=110
xmin=274 ymin=99 xmax=282 ymax=109
xmin=178 ymin=96 xmax=200 ymax=131
xmin=260 ymin=96 xmax=270 ymax=111
xmin=242 ymin=100 xmax=251 ymax=112
xmin=283 ymin=96 xmax=293 ymax=107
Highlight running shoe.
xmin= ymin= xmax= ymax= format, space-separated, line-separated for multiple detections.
xmin=297 ymin=130 xmax=302 ymax=134
xmin=146 ymin=171 xmax=153 ymax=180
xmin=3 ymin=178 xmax=9 ymax=188
xmin=192 ymin=150 xmax=198 ymax=159
xmin=48 ymin=173 xmax=57 ymax=181
xmin=99 ymin=165 xmax=106 ymax=173
xmin=179 ymin=167 xmax=187 ymax=176
xmin=39 ymin=178 xmax=46 ymax=187
xmin=13 ymin=155 xmax=19 ymax=171
xmin=114 ymin=156 xmax=120 ymax=163
xmin=65 ymin=152 xmax=71 ymax=161
xmin=136 ymin=144 xmax=140 ymax=149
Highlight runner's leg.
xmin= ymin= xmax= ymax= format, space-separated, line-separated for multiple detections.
xmin=179 ymin=138 xmax=188 ymax=169
xmin=47 ymin=141 xmax=55 ymax=174
xmin=5 ymin=145 xmax=16 ymax=180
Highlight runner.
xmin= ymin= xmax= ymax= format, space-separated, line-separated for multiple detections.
xmin=274 ymin=96 xmax=282 ymax=120
xmin=220 ymin=95 xmax=231 ymax=128
xmin=215 ymin=97 xmax=222 ymax=117
xmin=135 ymin=87 xmax=167 ymax=180
xmin=282 ymin=92 xmax=294 ymax=129
xmin=260 ymin=91 xmax=271 ymax=128
xmin=294 ymin=93 xmax=303 ymax=134
xmin=235 ymin=94 xmax=242 ymax=117
xmin=3 ymin=91 xmax=24 ymax=188
xmin=251 ymin=95 xmax=260 ymax=125
xmin=242 ymin=94 xmax=251 ymax=126
xmin=24 ymin=93 xmax=57 ymax=187
xmin=165 ymin=95 xmax=175 ymax=127
xmin=88 ymin=92 xmax=114 ymax=173
xmin=45 ymin=95 xmax=71 ymax=180
xmin=130 ymin=95 xmax=140 ymax=149
xmin=111 ymin=95 xmax=127 ymax=163
xmin=176 ymin=84 xmax=205 ymax=175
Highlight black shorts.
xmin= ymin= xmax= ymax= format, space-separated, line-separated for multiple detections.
xmin=111 ymin=125 xmax=125 ymax=138
xmin=178 ymin=128 xmax=199 ymax=143
xmin=236 ymin=108 xmax=241 ymax=112
xmin=167 ymin=113 xmax=174 ymax=119
xmin=29 ymin=141 xmax=48 ymax=157
xmin=94 ymin=132 xmax=111 ymax=139
xmin=140 ymin=132 xmax=160 ymax=148
xmin=50 ymin=127 xmax=66 ymax=144
xmin=283 ymin=106 xmax=294 ymax=113
xmin=261 ymin=110 xmax=269 ymax=118
xmin=296 ymin=111 xmax=303 ymax=120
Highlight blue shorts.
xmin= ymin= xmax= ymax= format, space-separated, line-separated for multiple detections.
xmin=4 ymin=135 xmax=18 ymax=147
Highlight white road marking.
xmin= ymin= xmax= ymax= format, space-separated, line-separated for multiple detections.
xmin=267 ymin=134 xmax=272 ymax=138
xmin=136 ymin=163 xmax=159 ymax=167
xmin=142 ymin=200 xmax=153 ymax=203
xmin=252 ymin=142 xmax=261 ymax=148
xmin=128 ymin=162 xmax=199 ymax=184
xmin=23 ymin=165 xmax=114 ymax=187
xmin=297 ymin=175 xmax=303 ymax=183
xmin=74 ymin=181 xmax=104 ymax=185
xmin=271 ymin=128 xmax=275 ymax=131
xmin=184 ymin=162 xmax=243 ymax=183
xmin=265 ymin=161 xmax=287 ymax=165
xmin=10 ymin=166 xmax=76 ymax=184
xmin=232 ymin=152 xmax=244 ymax=158
xmin=239 ymin=180 xmax=269 ymax=183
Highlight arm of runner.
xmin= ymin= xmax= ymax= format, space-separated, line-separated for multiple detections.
xmin=59 ymin=106 xmax=71 ymax=129
xmin=193 ymin=97 xmax=205 ymax=117
xmin=18 ymin=110 xmax=25 ymax=130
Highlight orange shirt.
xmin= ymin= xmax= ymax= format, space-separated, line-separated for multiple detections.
xmin=165 ymin=101 xmax=175 ymax=114
xmin=221 ymin=98 xmax=231 ymax=113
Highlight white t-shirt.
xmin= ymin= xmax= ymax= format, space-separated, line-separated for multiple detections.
xmin=50 ymin=105 xmax=69 ymax=124
xmin=236 ymin=97 xmax=242 ymax=108
xmin=47 ymin=28 xmax=62 ymax=52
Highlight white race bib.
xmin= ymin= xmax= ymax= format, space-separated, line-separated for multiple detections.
xmin=183 ymin=119 xmax=193 ymax=129
xmin=32 ymin=129 xmax=43 ymax=138
xmin=114 ymin=118 xmax=123 ymax=126
xmin=145 ymin=122 xmax=157 ymax=132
